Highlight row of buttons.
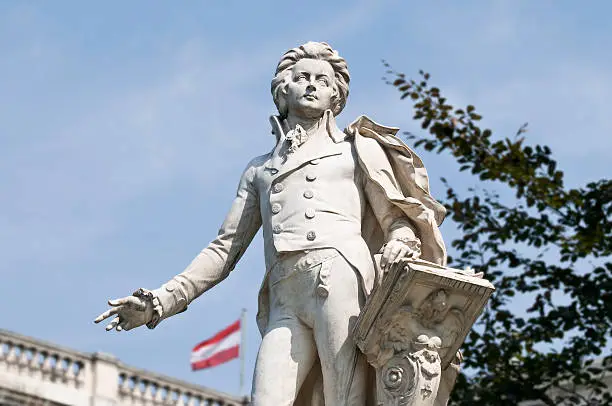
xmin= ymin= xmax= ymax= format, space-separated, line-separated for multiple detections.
xmin=272 ymin=224 xmax=317 ymax=240
xmin=271 ymin=205 xmax=316 ymax=217
xmin=270 ymin=204 xmax=316 ymax=218
xmin=270 ymin=164 xmax=319 ymax=240
xmin=271 ymin=173 xmax=317 ymax=194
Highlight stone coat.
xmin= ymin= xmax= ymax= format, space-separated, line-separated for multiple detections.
xmin=149 ymin=113 xmax=446 ymax=332
xmin=148 ymin=112 xmax=448 ymax=405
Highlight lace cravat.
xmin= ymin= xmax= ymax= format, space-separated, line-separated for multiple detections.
xmin=285 ymin=124 xmax=310 ymax=153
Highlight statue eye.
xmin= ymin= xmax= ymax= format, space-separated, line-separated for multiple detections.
xmin=296 ymin=74 xmax=307 ymax=82
xmin=318 ymin=78 xmax=329 ymax=86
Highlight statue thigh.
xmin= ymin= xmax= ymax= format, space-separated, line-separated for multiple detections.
xmin=252 ymin=251 xmax=368 ymax=405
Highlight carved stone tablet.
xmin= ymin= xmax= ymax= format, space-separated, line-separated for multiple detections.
xmin=353 ymin=258 xmax=495 ymax=405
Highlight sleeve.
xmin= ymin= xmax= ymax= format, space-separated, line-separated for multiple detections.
xmin=146 ymin=160 xmax=262 ymax=328
xmin=360 ymin=166 xmax=420 ymax=245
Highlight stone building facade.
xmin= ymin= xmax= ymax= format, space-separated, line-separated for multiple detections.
xmin=2 ymin=328 xmax=609 ymax=405
xmin=0 ymin=329 xmax=247 ymax=406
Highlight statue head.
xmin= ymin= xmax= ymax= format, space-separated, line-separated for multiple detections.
xmin=271 ymin=42 xmax=350 ymax=119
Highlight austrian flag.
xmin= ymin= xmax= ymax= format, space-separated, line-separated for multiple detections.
xmin=190 ymin=319 xmax=241 ymax=371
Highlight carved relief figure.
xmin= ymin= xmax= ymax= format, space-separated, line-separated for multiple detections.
xmin=94 ymin=42 xmax=447 ymax=405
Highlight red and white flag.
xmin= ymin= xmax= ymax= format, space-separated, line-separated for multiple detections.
xmin=191 ymin=319 xmax=241 ymax=371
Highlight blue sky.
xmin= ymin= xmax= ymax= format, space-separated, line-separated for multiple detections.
xmin=1 ymin=0 xmax=610 ymax=397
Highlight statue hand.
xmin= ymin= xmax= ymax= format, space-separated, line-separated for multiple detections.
xmin=94 ymin=294 xmax=153 ymax=332
xmin=379 ymin=238 xmax=421 ymax=270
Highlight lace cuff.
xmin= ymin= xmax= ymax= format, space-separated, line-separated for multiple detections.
xmin=132 ymin=288 xmax=164 ymax=330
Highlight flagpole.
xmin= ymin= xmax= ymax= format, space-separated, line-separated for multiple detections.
xmin=239 ymin=308 xmax=247 ymax=396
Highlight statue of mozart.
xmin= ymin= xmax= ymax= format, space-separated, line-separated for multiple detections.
xmin=95 ymin=41 xmax=449 ymax=405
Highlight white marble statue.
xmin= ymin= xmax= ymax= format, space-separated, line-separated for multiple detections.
xmin=94 ymin=42 xmax=449 ymax=405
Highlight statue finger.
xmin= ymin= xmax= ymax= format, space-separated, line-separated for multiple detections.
xmin=409 ymin=247 xmax=421 ymax=259
xmin=381 ymin=243 xmax=397 ymax=268
xmin=389 ymin=247 xmax=405 ymax=264
xmin=400 ymin=247 xmax=414 ymax=259
xmin=94 ymin=307 xmax=119 ymax=324
xmin=379 ymin=246 xmax=389 ymax=268
xmin=386 ymin=244 xmax=402 ymax=266
xmin=108 ymin=297 xmax=130 ymax=307
xmin=118 ymin=320 xmax=131 ymax=332
xmin=392 ymin=246 xmax=409 ymax=264
xmin=105 ymin=317 xmax=121 ymax=331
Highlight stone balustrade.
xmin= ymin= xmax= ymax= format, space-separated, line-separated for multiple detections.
xmin=116 ymin=364 xmax=245 ymax=405
xmin=0 ymin=329 xmax=247 ymax=406
xmin=0 ymin=332 xmax=86 ymax=386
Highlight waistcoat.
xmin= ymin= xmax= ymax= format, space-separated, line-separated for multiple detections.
xmin=253 ymin=127 xmax=376 ymax=296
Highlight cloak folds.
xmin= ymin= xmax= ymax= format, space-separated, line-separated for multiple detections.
xmin=284 ymin=115 xmax=452 ymax=406
xmin=347 ymin=115 xmax=447 ymax=268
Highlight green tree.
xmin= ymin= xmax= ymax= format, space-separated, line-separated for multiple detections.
xmin=385 ymin=65 xmax=612 ymax=405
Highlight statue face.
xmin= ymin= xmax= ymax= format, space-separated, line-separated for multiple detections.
xmin=285 ymin=58 xmax=336 ymax=119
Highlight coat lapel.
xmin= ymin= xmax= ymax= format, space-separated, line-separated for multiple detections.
xmin=274 ymin=130 xmax=343 ymax=179
xmin=265 ymin=111 xmax=347 ymax=180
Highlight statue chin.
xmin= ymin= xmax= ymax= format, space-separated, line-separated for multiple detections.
xmin=288 ymin=101 xmax=331 ymax=120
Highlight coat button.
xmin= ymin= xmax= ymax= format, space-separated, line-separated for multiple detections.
xmin=316 ymin=285 xmax=329 ymax=297
xmin=273 ymin=224 xmax=283 ymax=234
xmin=271 ymin=203 xmax=282 ymax=214
xmin=303 ymin=190 xmax=314 ymax=199
xmin=305 ymin=208 xmax=315 ymax=219
xmin=273 ymin=183 xmax=284 ymax=193
xmin=305 ymin=257 xmax=314 ymax=266
xmin=306 ymin=231 xmax=316 ymax=241
xmin=306 ymin=173 xmax=317 ymax=181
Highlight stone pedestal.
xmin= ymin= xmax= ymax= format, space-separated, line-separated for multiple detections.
xmin=353 ymin=258 xmax=495 ymax=406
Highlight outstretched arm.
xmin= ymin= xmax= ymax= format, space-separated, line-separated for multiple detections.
xmin=95 ymin=159 xmax=262 ymax=332
xmin=147 ymin=161 xmax=262 ymax=327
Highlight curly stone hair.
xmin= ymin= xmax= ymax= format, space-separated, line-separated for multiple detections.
xmin=271 ymin=41 xmax=350 ymax=117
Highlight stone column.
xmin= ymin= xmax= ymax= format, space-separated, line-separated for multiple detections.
xmin=90 ymin=352 xmax=119 ymax=406
xmin=353 ymin=258 xmax=494 ymax=406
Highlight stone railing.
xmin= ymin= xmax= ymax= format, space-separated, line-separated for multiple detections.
xmin=0 ymin=329 xmax=247 ymax=406
xmin=117 ymin=363 xmax=246 ymax=406
xmin=0 ymin=329 xmax=90 ymax=405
